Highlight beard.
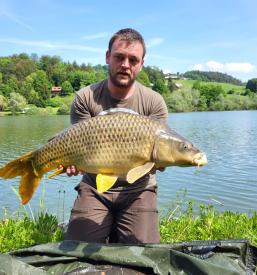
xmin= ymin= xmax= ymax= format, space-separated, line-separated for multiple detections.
xmin=108 ymin=68 xmax=136 ymax=88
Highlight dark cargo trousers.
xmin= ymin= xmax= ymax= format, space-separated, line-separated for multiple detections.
xmin=65 ymin=182 xmax=160 ymax=244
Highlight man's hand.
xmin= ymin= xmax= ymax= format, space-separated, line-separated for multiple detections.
xmin=150 ymin=166 xmax=166 ymax=174
xmin=65 ymin=165 xmax=81 ymax=177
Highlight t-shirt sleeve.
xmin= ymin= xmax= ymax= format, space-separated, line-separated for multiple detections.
xmin=148 ymin=92 xmax=169 ymax=124
xmin=70 ymin=88 xmax=92 ymax=124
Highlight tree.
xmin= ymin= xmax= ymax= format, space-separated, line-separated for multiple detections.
xmin=0 ymin=95 xmax=8 ymax=111
xmin=20 ymin=71 xmax=50 ymax=106
xmin=246 ymin=78 xmax=257 ymax=93
xmin=153 ymin=78 xmax=169 ymax=95
xmin=39 ymin=55 xmax=62 ymax=83
xmin=14 ymin=58 xmax=37 ymax=82
xmin=198 ymin=84 xmax=225 ymax=107
xmin=136 ymin=70 xmax=151 ymax=87
xmin=52 ymin=63 xmax=67 ymax=86
xmin=57 ymin=104 xmax=70 ymax=115
xmin=80 ymin=71 xmax=97 ymax=88
xmin=68 ymin=70 xmax=96 ymax=91
xmin=8 ymin=92 xmax=27 ymax=114
xmin=33 ymin=70 xmax=50 ymax=100
xmin=61 ymin=80 xmax=73 ymax=96
xmin=0 ymin=84 xmax=12 ymax=97
xmin=184 ymin=70 xmax=242 ymax=85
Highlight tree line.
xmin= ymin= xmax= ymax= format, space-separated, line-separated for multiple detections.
xmin=183 ymin=70 xmax=243 ymax=85
xmin=0 ymin=53 xmax=257 ymax=114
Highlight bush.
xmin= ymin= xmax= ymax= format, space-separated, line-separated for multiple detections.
xmin=0 ymin=213 xmax=64 ymax=253
xmin=46 ymin=96 xmax=64 ymax=107
xmin=160 ymin=202 xmax=257 ymax=246
xmin=26 ymin=106 xmax=57 ymax=115
xmin=57 ymin=104 xmax=70 ymax=115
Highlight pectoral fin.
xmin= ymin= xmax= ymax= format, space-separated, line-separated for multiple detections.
xmin=126 ymin=162 xmax=155 ymax=183
xmin=96 ymin=174 xmax=118 ymax=193
xmin=48 ymin=166 xmax=65 ymax=179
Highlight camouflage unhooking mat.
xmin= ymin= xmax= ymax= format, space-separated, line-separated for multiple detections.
xmin=0 ymin=239 xmax=256 ymax=274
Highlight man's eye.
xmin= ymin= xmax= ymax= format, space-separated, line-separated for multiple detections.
xmin=129 ymin=58 xmax=139 ymax=65
xmin=115 ymin=55 xmax=124 ymax=61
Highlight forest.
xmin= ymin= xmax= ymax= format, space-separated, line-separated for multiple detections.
xmin=0 ymin=53 xmax=257 ymax=114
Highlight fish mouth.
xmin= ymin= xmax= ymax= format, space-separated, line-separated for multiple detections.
xmin=192 ymin=152 xmax=208 ymax=166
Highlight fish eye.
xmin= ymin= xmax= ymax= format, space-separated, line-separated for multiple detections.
xmin=182 ymin=142 xmax=191 ymax=150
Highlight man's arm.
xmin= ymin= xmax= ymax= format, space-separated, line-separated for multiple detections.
xmin=67 ymin=88 xmax=92 ymax=176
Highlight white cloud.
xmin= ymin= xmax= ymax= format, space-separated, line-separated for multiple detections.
xmin=206 ymin=61 xmax=224 ymax=71
xmin=146 ymin=37 xmax=164 ymax=48
xmin=225 ymin=62 xmax=255 ymax=73
xmin=192 ymin=63 xmax=204 ymax=71
xmin=0 ymin=38 xmax=105 ymax=53
xmin=192 ymin=60 xmax=256 ymax=74
xmin=82 ymin=32 xmax=109 ymax=40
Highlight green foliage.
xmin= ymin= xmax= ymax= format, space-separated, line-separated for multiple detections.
xmin=32 ymin=70 xmax=51 ymax=100
xmin=8 ymin=92 xmax=27 ymax=114
xmin=246 ymin=78 xmax=257 ymax=93
xmin=0 ymin=53 xmax=255 ymax=114
xmin=68 ymin=70 xmax=96 ymax=91
xmin=25 ymin=106 xmax=57 ymax=115
xmin=61 ymin=80 xmax=73 ymax=96
xmin=153 ymin=78 xmax=169 ymax=95
xmin=46 ymin=96 xmax=66 ymax=107
xmin=184 ymin=70 xmax=243 ymax=85
xmin=197 ymin=83 xmax=225 ymax=108
xmin=46 ymin=95 xmax=74 ymax=108
xmin=160 ymin=202 xmax=257 ymax=246
xmin=0 ymin=95 xmax=8 ymax=111
xmin=0 ymin=213 xmax=64 ymax=253
xmin=136 ymin=69 xmax=151 ymax=87
xmin=57 ymin=104 xmax=70 ymax=115
xmin=164 ymin=89 xmax=202 ymax=112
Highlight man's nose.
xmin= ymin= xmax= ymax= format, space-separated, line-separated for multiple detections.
xmin=121 ymin=57 xmax=130 ymax=68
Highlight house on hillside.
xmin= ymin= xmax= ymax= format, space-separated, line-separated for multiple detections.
xmin=51 ymin=86 xmax=62 ymax=97
xmin=164 ymin=73 xmax=179 ymax=80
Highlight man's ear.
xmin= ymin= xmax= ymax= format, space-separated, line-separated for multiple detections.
xmin=106 ymin=50 xmax=110 ymax=64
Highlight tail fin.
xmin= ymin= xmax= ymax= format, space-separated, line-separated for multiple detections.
xmin=0 ymin=152 xmax=43 ymax=205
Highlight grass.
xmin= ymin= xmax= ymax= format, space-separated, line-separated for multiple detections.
xmin=0 ymin=184 xmax=64 ymax=253
xmin=0 ymin=212 xmax=64 ymax=253
xmin=160 ymin=201 xmax=257 ymax=246
xmin=0 ymin=201 xmax=256 ymax=253
xmin=0 ymin=187 xmax=256 ymax=253
xmin=175 ymin=79 xmax=245 ymax=94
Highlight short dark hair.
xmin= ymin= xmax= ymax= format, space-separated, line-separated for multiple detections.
xmin=108 ymin=28 xmax=146 ymax=58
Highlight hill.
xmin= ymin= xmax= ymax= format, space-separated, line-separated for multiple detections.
xmin=183 ymin=70 xmax=243 ymax=86
xmin=174 ymin=79 xmax=245 ymax=95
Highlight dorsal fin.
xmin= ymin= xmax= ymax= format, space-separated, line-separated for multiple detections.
xmin=98 ymin=108 xmax=139 ymax=116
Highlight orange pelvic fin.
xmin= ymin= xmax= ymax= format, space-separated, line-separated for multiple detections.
xmin=0 ymin=151 xmax=43 ymax=205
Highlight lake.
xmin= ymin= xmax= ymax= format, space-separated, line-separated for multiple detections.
xmin=0 ymin=110 xmax=256 ymax=222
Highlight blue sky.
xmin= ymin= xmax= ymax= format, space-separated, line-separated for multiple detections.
xmin=0 ymin=0 xmax=257 ymax=82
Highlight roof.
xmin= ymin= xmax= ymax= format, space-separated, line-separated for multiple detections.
xmin=51 ymin=86 xmax=62 ymax=92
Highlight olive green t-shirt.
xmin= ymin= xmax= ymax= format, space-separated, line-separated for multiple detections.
xmin=70 ymin=79 xmax=168 ymax=192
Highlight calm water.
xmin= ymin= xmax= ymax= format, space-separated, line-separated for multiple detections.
xmin=0 ymin=111 xmax=257 ymax=221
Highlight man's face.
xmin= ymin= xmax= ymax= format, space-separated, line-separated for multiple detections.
xmin=106 ymin=38 xmax=144 ymax=88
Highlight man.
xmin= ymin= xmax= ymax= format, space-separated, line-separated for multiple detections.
xmin=65 ymin=28 xmax=168 ymax=244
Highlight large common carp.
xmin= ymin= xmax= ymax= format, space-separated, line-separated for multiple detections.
xmin=0 ymin=109 xmax=207 ymax=204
